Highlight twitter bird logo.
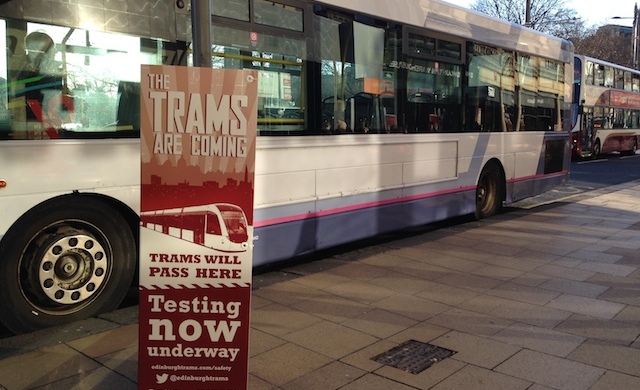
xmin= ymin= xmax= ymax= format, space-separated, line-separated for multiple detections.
xmin=156 ymin=373 xmax=169 ymax=384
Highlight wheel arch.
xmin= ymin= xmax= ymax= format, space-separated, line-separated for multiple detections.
xmin=479 ymin=157 xmax=507 ymax=202
xmin=4 ymin=192 xmax=139 ymax=247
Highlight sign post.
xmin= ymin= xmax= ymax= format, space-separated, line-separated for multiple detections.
xmin=138 ymin=65 xmax=257 ymax=389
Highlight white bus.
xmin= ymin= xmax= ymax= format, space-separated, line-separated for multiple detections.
xmin=571 ymin=54 xmax=640 ymax=158
xmin=0 ymin=0 xmax=572 ymax=333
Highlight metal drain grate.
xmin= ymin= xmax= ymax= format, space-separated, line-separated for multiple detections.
xmin=372 ymin=339 xmax=456 ymax=374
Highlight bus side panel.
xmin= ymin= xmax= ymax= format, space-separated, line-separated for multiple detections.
xmin=0 ymin=140 xmax=140 ymax=234
xmin=252 ymin=188 xmax=476 ymax=267
xmin=510 ymin=172 xmax=568 ymax=203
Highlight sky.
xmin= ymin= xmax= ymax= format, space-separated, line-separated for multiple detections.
xmin=443 ymin=0 xmax=638 ymax=27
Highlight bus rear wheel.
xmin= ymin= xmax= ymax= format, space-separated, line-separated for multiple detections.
xmin=0 ymin=196 xmax=136 ymax=334
xmin=592 ymin=140 xmax=601 ymax=159
xmin=475 ymin=163 xmax=504 ymax=220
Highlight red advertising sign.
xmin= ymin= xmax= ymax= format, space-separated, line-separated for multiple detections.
xmin=139 ymin=65 xmax=257 ymax=389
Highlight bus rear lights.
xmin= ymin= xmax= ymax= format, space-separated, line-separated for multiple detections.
xmin=372 ymin=340 xmax=456 ymax=374
xmin=0 ymin=180 xmax=6 ymax=188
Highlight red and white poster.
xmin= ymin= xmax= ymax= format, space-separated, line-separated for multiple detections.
xmin=138 ymin=65 xmax=257 ymax=389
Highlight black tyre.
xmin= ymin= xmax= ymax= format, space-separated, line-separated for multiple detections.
xmin=592 ymin=140 xmax=601 ymax=159
xmin=475 ymin=163 xmax=504 ymax=220
xmin=0 ymin=196 xmax=136 ymax=333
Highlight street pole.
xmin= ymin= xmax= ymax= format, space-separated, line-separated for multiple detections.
xmin=525 ymin=0 xmax=531 ymax=28
xmin=634 ymin=3 xmax=639 ymax=69
xmin=191 ymin=0 xmax=212 ymax=68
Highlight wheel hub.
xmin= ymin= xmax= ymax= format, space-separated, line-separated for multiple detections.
xmin=38 ymin=234 xmax=107 ymax=305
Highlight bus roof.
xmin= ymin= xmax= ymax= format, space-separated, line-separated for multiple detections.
xmin=575 ymin=54 xmax=639 ymax=73
xmin=316 ymin=0 xmax=574 ymax=63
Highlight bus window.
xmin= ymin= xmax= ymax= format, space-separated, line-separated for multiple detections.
xmin=5 ymin=22 xmax=164 ymax=140
xmin=209 ymin=24 xmax=306 ymax=134
xmin=624 ymin=71 xmax=632 ymax=91
xmin=466 ymin=43 xmax=514 ymax=132
xmin=604 ymin=66 xmax=614 ymax=87
xmin=613 ymin=108 xmax=624 ymax=128
xmin=0 ymin=20 xmax=9 ymax=137
xmin=615 ymin=69 xmax=625 ymax=90
xmin=585 ymin=61 xmax=594 ymax=85
xmin=213 ymin=0 xmax=250 ymax=21
xmin=254 ymin=0 xmax=304 ymax=31
xmin=593 ymin=106 xmax=604 ymax=129
xmin=318 ymin=15 xmax=400 ymax=134
xmin=406 ymin=58 xmax=462 ymax=133
xmin=594 ymin=63 xmax=605 ymax=86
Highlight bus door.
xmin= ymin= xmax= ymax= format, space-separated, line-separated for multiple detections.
xmin=580 ymin=107 xmax=594 ymax=155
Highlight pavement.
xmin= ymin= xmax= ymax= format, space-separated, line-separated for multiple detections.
xmin=1 ymin=180 xmax=640 ymax=390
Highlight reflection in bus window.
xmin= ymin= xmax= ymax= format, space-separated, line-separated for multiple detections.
xmin=604 ymin=66 xmax=614 ymax=87
xmin=406 ymin=59 xmax=461 ymax=132
xmin=466 ymin=43 xmax=515 ymax=132
xmin=595 ymin=63 xmax=605 ymax=86
xmin=207 ymin=24 xmax=305 ymax=135
xmin=319 ymin=16 xmax=400 ymax=134
xmin=4 ymin=22 xmax=164 ymax=140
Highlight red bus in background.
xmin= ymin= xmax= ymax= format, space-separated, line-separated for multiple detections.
xmin=572 ymin=55 xmax=640 ymax=158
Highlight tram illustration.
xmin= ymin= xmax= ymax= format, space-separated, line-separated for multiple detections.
xmin=141 ymin=203 xmax=250 ymax=252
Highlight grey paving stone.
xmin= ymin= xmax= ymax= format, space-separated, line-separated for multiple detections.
xmin=576 ymin=261 xmax=637 ymax=277
xmin=495 ymin=349 xmax=604 ymax=390
xmin=372 ymin=293 xmax=451 ymax=322
xmin=589 ymin=371 xmax=640 ymax=390
xmin=545 ymin=294 xmax=625 ymax=320
xmin=568 ymin=339 xmax=640 ymax=377
xmin=489 ymin=300 xmax=572 ymax=329
xmin=282 ymin=361 xmax=365 ymax=390
xmin=555 ymin=314 xmax=640 ymax=346
xmin=0 ymin=344 xmax=101 ymax=389
xmin=432 ymin=330 xmax=521 ymax=369
xmin=374 ymin=356 xmax=466 ymax=390
xmin=486 ymin=282 xmax=560 ymax=306
xmin=614 ymin=305 xmax=640 ymax=327
xmin=427 ymin=308 xmax=513 ymax=336
xmin=538 ymin=278 xmax=609 ymax=298
xmin=338 ymin=373 xmax=417 ymax=390
xmin=282 ymin=321 xmax=378 ymax=360
xmin=341 ymin=309 xmax=418 ymax=339
xmin=430 ymin=364 xmax=531 ymax=390
xmin=249 ymin=343 xmax=332 ymax=386
xmin=491 ymin=322 xmax=585 ymax=357
xmin=30 ymin=367 xmax=136 ymax=390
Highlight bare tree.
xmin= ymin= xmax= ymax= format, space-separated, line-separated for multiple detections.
xmin=471 ymin=0 xmax=635 ymax=68
xmin=570 ymin=25 xmax=633 ymax=67
xmin=470 ymin=0 xmax=583 ymax=39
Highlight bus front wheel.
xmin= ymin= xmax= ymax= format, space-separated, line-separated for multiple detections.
xmin=0 ymin=196 xmax=136 ymax=334
xmin=475 ymin=163 xmax=504 ymax=220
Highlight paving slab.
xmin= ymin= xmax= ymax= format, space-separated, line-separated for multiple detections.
xmin=495 ymin=349 xmax=605 ymax=390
